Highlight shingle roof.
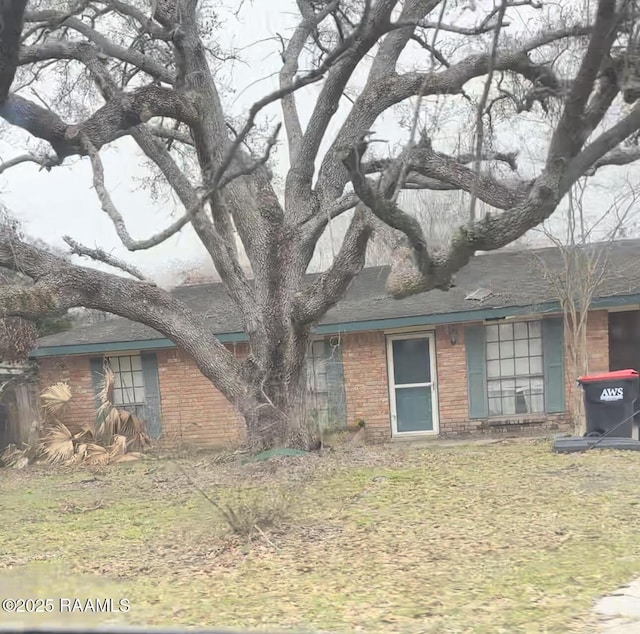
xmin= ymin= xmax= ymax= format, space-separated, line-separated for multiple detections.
xmin=35 ymin=239 xmax=640 ymax=349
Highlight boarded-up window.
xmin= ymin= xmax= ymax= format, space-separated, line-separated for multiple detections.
xmin=306 ymin=338 xmax=347 ymax=430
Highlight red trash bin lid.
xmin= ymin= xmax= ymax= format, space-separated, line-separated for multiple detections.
xmin=578 ymin=369 xmax=639 ymax=383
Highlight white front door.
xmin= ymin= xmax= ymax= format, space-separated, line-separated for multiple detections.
xmin=387 ymin=332 xmax=439 ymax=436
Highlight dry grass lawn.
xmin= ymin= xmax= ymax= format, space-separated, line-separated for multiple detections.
xmin=2 ymin=439 xmax=640 ymax=633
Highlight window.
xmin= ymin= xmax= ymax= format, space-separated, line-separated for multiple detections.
xmin=485 ymin=320 xmax=544 ymax=416
xmin=306 ymin=339 xmax=346 ymax=429
xmin=106 ymin=355 xmax=146 ymax=410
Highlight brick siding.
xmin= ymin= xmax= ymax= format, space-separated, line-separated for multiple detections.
xmin=340 ymin=312 xmax=610 ymax=441
xmin=155 ymin=345 xmax=246 ymax=449
xmin=38 ymin=344 xmax=248 ymax=450
xmin=38 ymin=355 xmax=96 ymax=430
xmin=35 ymin=309 xmax=614 ymax=448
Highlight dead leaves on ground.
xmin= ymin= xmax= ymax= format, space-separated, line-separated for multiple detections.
xmin=3 ymin=443 xmax=640 ymax=632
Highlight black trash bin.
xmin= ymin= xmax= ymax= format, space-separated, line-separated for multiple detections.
xmin=578 ymin=369 xmax=640 ymax=438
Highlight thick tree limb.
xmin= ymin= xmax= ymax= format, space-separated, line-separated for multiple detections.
xmin=167 ymin=4 xmax=262 ymax=261
xmin=341 ymin=135 xmax=554 ymax=297
xmin=212 ymin=0 xmax=376 ymax=197
xmin=0 ymin=86 xmax=197 ymax=159
xmin=363 ymin=148 xmax=518 ymax=174
xmin=23 ymin=2 xmax=93 ymax=26
xmin=0 ymin=229 xmax=248 ymax=401
xmin=92 ymin=0 xmax=172 ymax=40
xmin=279 ymin=0 xmax=340 ymax=160
xmin=547 ymin=0 xmax=620 ymax=161
xmin=148 ymin=124 xmax=194 ymax=146
xmin=584 ymin=146 xmax=640 ymax=174
xmin=312 ymin=23 xmax=590 ymax=216
xmin=0 ymin=0 xmax=28 ymax=103
xmin=127 ymin=127 xmax=258 ymax=328
xmin=294 ymin=207 xmax=373 ymax=326
xmin=567 ymin=102 xmax=640 ymax=183
xmin=341 ymin=138 xmax=432 ymax=264
xmin=404 ymin=142 xmax=528 ymax=209
xmin=19 ymin=37 xmax=175 ymax=85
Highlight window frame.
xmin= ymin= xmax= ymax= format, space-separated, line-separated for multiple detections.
xmin=484 ymin=319 xmax=546 ymax=417
xmin=105 ymin=353 xmax=147 ymax=409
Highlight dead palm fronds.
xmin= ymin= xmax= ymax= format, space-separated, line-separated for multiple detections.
xmin=40 ymin=382 xmax=72 ymax=419
xmin=85 ymin=443 xmax=110 ymax=466
xmin=37 ymin=362 xmax=150 ymax=466
xmin=0 ymin=443 xmax=30 ymax=469
xmin=40 ymin=423 xmax=76 ymax=465
xmin=95 ymin=365 xmax=151 ymax=452
xmin=117 ymin=410 xmax=150 ymax=452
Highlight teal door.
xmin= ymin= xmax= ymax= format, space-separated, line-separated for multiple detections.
xmin=387 ymin=333 xmax=439 ymax=435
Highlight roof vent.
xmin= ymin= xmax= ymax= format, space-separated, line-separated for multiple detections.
xmin=465 ymin=287 xmax=493 ymax=301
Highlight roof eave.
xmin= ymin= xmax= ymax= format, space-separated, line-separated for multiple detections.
xmin=29 ymin=292 xmax=640 ymax=359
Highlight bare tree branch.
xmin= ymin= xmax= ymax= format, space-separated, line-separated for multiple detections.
xmin=0 ymin=153 xmax=60 ymax=175
xmin=19 ymin=37 xmax=175 ymax=85
xmin=63 ymin=236 xmax=149 ymax=281
xmin=0 ymin=228 xmax=248 ymax=401
xmin=469 ymin=0 xmax=508 ymax=222
xmin=79 ymin=131 xmax=234 ymax=260
xmin=1 ymin=86 xmax=197 ymax=160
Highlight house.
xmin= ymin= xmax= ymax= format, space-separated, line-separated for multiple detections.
xmin=31 ymin=239 xmax=640 ymax=448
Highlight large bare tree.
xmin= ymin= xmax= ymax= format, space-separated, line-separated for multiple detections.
xmin=1 ymin=0 xmax=640 ymax=448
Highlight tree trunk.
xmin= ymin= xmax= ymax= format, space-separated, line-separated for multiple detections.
xmin=235 ymin=314 xmax=316 ymax=450
xmin=237 ymin=349 xmax=316 ymax=451
xmin=567 ymin=311 xmax=589 ymax=436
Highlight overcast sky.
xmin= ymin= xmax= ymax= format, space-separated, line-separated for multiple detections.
xmin=1 ymin=0 xmax=637 ymax=287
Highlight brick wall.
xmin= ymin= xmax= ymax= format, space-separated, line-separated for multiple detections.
xmin=155 ymin=345 xmax=246 ymax=449
xmin=433 ymin=324 xmax=473 ymax=435
xmin=38 ymin=355 xmax=96 ymax=429
xmin=586 ymin=310 xmax=610 ymax=373
xmin=341 ymin=331 xmax=390 ymax=443
xmin=341 ymin=312 xmax=611 ymax=442
xmin=35 ymin=309 xmax=613 ymax=448
xmin=37 ymin=345 xmax=248 ymax=450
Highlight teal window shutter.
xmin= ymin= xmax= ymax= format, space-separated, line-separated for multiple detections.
xmin=141 ymin=352 xmax=162 ymax=439
xmin=543 ymin=317 xmax=565 ymax=413
xmin=324 ymin=339 xmax=347 ymax=426
xmin=466 ymin=325 xmax=488 ymax=418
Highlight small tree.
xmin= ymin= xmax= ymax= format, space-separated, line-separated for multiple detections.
xmin=536 ymin=181 xmax=638 ymax=435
